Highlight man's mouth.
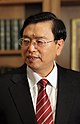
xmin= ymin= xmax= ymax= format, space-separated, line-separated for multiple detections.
xmin=27 ymin=56 xmax=39 ymax=62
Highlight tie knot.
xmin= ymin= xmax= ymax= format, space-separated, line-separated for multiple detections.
xmin=39 ymin=79 xmax=48 ymax=87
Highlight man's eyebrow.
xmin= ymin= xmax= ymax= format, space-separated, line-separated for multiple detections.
xmin=23 ymin=35 xmax=48 ymax=39
xmin=35 ymin=36 xmax=48 ymax=39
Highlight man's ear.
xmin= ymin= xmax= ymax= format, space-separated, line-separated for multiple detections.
xmin=56 ymin=39 xmax=64 ymax=56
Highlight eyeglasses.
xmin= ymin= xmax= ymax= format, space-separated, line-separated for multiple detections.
xmin=19 ymin=37 xmax=54 ymax=47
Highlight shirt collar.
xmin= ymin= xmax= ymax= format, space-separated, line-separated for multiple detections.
xmin=46 ymin=62 xmax=57 ymax=88
xmin=27 ymin=62 xmax=57 ymax=89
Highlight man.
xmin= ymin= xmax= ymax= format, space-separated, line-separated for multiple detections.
xmin=0 ymin=12 xmax=80 ymax=124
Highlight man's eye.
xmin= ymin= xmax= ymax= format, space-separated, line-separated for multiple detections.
xmin=24 ymin=39 xmax=30 ymax=43
xmin=37 ymin=40 xmax=46 ymax=44
xmin=37 ymin=40 xmax=43 ymax=43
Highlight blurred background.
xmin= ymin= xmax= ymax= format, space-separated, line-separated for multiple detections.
xmin=0 ymin=0 xmax=80 ymax=74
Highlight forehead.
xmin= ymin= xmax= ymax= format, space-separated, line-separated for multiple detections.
xmin=23 ymin=21 xmax=54 ymax=38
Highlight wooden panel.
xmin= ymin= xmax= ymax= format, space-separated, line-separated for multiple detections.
xmin=0 ymin=0 xmax=42 ymax=4
xmin=42 ymin=0 xmax=50 ymax=11
xmin=61 ymin=0 xmax=80 ymax=6
xmin=50 ymin=0 xmax=61 ymax=17
xmin=0 ymin=50 xmax=21 ymax=55
xmin=0 ymin=56 xmax=24 ymax=68
xmin=0 ymin=0 xmax=80 ymax=6
xmin=0 ymin=5 xmax=25 ymax=19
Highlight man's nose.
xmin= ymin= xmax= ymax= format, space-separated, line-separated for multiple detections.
xmin=27 ymin=40 xmax=37 ymax=51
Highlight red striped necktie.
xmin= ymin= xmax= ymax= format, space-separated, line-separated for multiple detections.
xmin=36 ymin=79 xmax=53 ymax=124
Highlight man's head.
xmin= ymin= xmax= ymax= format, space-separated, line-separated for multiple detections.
xmin=20 ymin=12 xmax=67 ymax=41
xmin=19 ymin=12 xmax=67 ymax=76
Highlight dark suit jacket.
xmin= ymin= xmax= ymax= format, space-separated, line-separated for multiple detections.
xmin=0 ymin=64 xmax=80 ymax=124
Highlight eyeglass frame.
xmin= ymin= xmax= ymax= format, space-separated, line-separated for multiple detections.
xmin=19 ymin=37 xmax=57 ymax=47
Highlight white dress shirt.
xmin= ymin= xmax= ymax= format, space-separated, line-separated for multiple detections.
xmin=27 ymin=62 xmax=58 ymax=120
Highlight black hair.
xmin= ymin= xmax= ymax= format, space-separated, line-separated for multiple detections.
xmin=20 ymin=12 xmax=67 ymax=41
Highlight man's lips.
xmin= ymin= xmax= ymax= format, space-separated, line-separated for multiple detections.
xmin=27 ymin=55 xmax=39 ymax=58
xmin=26 ymin=56 xmax=40 ymax=61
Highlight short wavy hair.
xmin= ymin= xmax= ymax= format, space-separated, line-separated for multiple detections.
xmin=20 ymin=12 xmax=67 ymax=41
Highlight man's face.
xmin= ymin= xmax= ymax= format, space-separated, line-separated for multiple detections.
xmin=21 ymin=21 xmax=64 ymax=76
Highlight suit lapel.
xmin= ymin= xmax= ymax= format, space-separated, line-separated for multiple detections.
xmin=55 ymin=65 xmax=76 ymax=124
xmin=8 ymin=64 xmax=76 ymax=124
xmin=9 ymin=64 xmax=37 ymax=124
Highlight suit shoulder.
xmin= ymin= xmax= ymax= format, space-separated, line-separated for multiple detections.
xmin=57 ymin=64 xmax=80 ymax=81
xmin=0 ymin=64 xmax=26 ymax=86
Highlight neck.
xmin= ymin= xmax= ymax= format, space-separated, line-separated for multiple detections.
xmin=32 ymin=65 xmax=54 ymax=77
